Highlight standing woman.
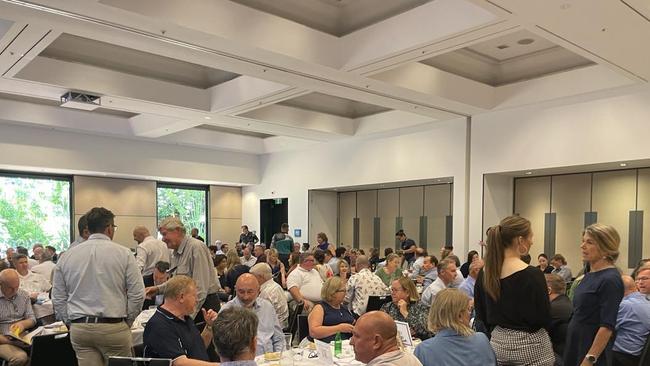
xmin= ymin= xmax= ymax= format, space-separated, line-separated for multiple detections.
xmin=563 ymin=224 xmax=624 ymax=366
xmin=474 ymin=215 xmax=554 ymax=365
xmin=315 ymin=232 xmax=335 ymax=256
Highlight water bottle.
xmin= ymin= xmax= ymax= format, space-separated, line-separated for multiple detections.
xmin=334 ymin=332 xmax=342 ymax=357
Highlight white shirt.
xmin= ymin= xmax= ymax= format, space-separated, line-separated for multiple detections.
xmin=18 ymin=270 xmax=51 ymax=294
xmin=28 ymin=258 xmax=39 ymax=269
xmin=31 ymin=261 xmax=56 ymax=282
xmin=136 ymin=236 xmax=171 ymax=276
xmin=286 ymin=266 xmax=323 ymax=303
xmin=240 ymin=255 xmax=258 ymax=268
xmin=260 ymin=279 xmax=289 ymax=329
xmin=345 ymin=268 xmax=390 ymax=315
xmin=420 ymin=277 xmax=451 ymax=306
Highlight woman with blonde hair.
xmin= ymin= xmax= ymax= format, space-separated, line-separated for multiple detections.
xmin=266 ymin=248 xmax=286 ymax=288
xmin=563 ymin=223 xmax=624 ymax=366
xmin=380 ymin=276 xmax=432 ymax=340
xmin=337 ymin=259 xmax=350 ymax=283
xmin=415 ymin=289 xmax=496 ymax=366
xmin=375 ymin=253 xmax=403 ymax=287
xmin=223 ymin=248 xmax=249 ymax=295
xmin=474 ymin=215 xmax=554 ymax=365
xmin=307 ymin=276 xmax=355 ymax=343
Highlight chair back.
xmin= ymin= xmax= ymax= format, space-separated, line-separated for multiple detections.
xmin=30 ymin=333 xmax=78 ymax=366
xmin=297 ymin=314 xmax=309 ymax=342
xmin=108 ymin=357 xmax=172 ymax=366
xmin=285 ymin=302 xmax=304 ymax=335
xmin=366 ymin=295 xmax=392 ymax=312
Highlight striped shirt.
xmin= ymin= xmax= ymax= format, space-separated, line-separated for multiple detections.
xmin=0 ymin=289 xmax=36 ymax=335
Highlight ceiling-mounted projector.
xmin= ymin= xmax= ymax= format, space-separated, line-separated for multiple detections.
xmin=60 ymin=91 xmax=101 ymax=111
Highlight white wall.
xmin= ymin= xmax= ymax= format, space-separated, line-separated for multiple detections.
xmin=242 ymin=118 xmax=469 ymax=251
xmin=469 ymin=89 xmax=650 ymax=251
xmin=0 ymin=122 xmax=260 ymax=185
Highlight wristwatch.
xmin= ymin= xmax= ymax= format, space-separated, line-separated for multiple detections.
xmin=585 ymin=354 xmax=597 ymax=364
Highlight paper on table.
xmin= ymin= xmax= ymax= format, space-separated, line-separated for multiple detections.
xmin=395 ymin=321 xmax=413 ymax=347
xmin=315 ymin=339 xmax=333 ymax=366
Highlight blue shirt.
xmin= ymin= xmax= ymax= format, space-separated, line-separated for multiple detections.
xmin=414 ymin=329 xmax=496 ymax=366
xmin=613 ymin=292 xmax=650 ymax=356
xmin=458 ymin=275 xmax=476 ymax=298
xmin=220 ymin=296 xmax=283 ymax=355
xmin=143 ymin=306 xmax=208 ymax=361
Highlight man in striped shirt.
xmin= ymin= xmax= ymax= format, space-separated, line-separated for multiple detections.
xmin=0 ymin=269 xmax=36 ymax=366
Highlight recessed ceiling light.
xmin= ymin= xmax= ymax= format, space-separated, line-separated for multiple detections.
xmin=496 ymin=44 xmax=509 ymax=50
xmin=620 ymin=163 xmax=627 ymax=167
xmin=517 ymin=38 xmax=535 ymax=45
xmin=525 ymin=171 xmax=533 ymax=175
xmin=204 ymin=116 xmax=211 ymax=120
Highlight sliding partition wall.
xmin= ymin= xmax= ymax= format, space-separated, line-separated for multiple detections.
xmin=514 ymin=168 xmax=650 ymax=271
xmin=334 ymin=184 xmax=453 ymax=255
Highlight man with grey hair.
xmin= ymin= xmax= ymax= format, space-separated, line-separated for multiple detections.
xmin=0 ymin=269 xmax=36 ymax=366
xmin=345 ymin=255 xmax=389 ymax=316
xmin=220 ymin=274 xmax=283 ymax=356
xmin=420 ymin=258 xmax=457 ymax=306
xmin=213 ymin=307 xmax=258 ymax=366
xmin=145 ymin=217 xmax=220 ymax=322
xmin=133 ymin=225 xmax=170 ymax=287
xmin=612 ymin=272 xmax=650 ymax=365
xmin=31 ymin=249 xmax=55 ymax=281
xmin=250 ymin=263 xmax=288 ymax=328
xmin=286 ymin=253 xmax=323 ymax=311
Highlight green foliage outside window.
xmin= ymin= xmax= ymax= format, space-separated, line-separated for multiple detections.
xmin=157 ymin=186 xmax=207 ymax=240
xmin=0 ymin=176 xmax=71 ymax=253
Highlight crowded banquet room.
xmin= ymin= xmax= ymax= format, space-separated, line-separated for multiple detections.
xmin=0 ymin=0 xmax=650 ymax=365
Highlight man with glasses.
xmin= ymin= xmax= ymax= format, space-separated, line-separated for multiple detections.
xmin=0 ymin=269 xmax=35 ymax=366
xmin=286 ymin=253 xmax=324 ymax=312
xmin=220 ymin=273 xmax=284 ymax=356
xmin=612 ymin=268 xmax=650 ymax=366
xmin=52 ymin=207 xmax=144 ymax=366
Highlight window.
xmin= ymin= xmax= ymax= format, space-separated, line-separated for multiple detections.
xmin=0 ymin=173 xmax=72 ymax=252
xmin=156 ymin=184 xmax=208 ymax=242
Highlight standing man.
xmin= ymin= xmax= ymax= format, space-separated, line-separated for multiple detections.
xmin=145 ymin=217 xmax=220 ymax=321
xmin=133 ymin=226 xmax=170 ymax=287
xmin=239 ymin=225 xmax=259 ymax=246
xmin=52 ymin=207 xmax=144 ymax=366
xmin=191 ymin=228 xmax=205 ymax=243
xmin=396 ymin=230 xmax=417 ymax=267
xmin=69 ymin=214 xmax=90 ymax=249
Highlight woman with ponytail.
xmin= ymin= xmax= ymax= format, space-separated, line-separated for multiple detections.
xmin=474 ymin=215 xmax=554 ymax=365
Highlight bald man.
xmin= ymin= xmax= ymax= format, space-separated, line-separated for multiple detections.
xmin=612 ymin=273 xmax=650 ymax=365
xmin=219 ymin=273 xmax=284 ymax=356
xmin=0 ymin=269 xmax=36 ymax=366
xmin=133 ymin=226 xmax=170 ymax=285
xmin=350 ymin=311 xmax=422 ymax=366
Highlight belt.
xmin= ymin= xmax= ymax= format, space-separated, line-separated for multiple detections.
xmin=71 ymin=316 xmax=125 ymax=324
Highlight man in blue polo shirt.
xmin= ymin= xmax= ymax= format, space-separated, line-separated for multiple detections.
xmin=143 ymin=275 xmax=218 ymax=365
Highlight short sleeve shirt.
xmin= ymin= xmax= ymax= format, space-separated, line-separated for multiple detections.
xmin=143 ymin=306 xmax=208 ymax=361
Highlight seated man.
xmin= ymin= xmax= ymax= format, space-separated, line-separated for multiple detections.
xmin=212 ymin=307 xmax=259 ymax=366
xmin=551 ymin=254 xmax=572 ymax=283
xmin=421 ymin=258 xmax=457 ymax=306
xmin=458 ymin=259 xmax=484 ymax=298
xmin=409 ymin=248 xmax=427 ymax=277
xmin=613 ymin=271 xmax=650 ymax=366
xmin=240 ymin=244 xmax=257 ymax=268
xmin=350 ymin=311 xmax=422 ymax=366
xmin=0 ymin=269 xmax=36 ymax=366
xmin=545 ymin=273 xmax=572 ymax=362
xmin=249 ymin=263 xmax=288 ymax=329
xmin=286 ymin=253 xmax=323 ymax=312
xmin=143 ymin=275 xmax=218 ymax=365
xmin=143 ymin=261 xmax=170 ymax=309
xmin=416 ymin=256 xmax=438 ymax=289
xmin=12 ymin=254 xmax=53 ymax=321
xmin=220 ymin=274 xmax=283 ymax=356
xmin=253 ymin=245 xmax=266 ymax=264
xmin=31 ymin=250 xmax=56 ymax=282
xmin=345 ymin=255 xmax=389 ymax=316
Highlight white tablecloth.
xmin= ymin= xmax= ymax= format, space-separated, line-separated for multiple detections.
xmin=256 ymin=340 xmax=363 ymax=366
xmin=130 ymin=308 xmax=156 ymax=345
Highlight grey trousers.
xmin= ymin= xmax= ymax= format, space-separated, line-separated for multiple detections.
xmin=70 ymin=322 xmax=133 ymax=366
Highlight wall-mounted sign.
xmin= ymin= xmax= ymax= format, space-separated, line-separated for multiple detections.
xmin=294 ymin=229 xmax=301 ymax=238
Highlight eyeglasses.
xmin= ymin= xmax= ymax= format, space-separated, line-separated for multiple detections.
xmin=636 ymin=277 xmax=650 ymax=282
xmin=390 ymin=287 xmax=404 ymax=293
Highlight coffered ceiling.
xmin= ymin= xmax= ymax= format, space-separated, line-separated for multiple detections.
xmin=0 ymin=0 xmax=648 ymax=155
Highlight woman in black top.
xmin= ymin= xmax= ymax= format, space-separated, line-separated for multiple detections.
xmin=537 ymin=253 xmax=554 ymax=274
xmin=563 ymin=224 xmax=623 ymax=366
xmin=460 ymin=250 xmax=479 ymax=278
xmin=474 ymin=215 xmax=554 ymax=366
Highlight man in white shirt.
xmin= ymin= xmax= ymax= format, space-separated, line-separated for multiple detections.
xmin=409 ymin=248 xmax=427 ymax=276
xmin=286 ymin=253 xmax=323 ymax=311
xmin=13 ymin=254 xmax=53 ymax=320
xmin=31 ymin=250 xmax=56 ymax=282
xmin=345 ymin=255 xmax=389 ymax=316
xmin=133 ymin=226 xmax=170 ymax=287
xmin=240 ymin=244 xmax=257 ymax=268
xmin=420 ymin=258 xmax=457 ymax=306
xmin=250 ymin=263 xmax=289 ymax=328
